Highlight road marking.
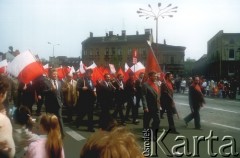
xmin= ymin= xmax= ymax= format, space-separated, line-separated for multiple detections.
xmin=226 ymin=100 xmax=240 ymax=105
xmin=211 ymin=122 xmax=240 ymax=131
xmin=65 ymin=127 xmax=85 ymax=141
xmin=208 ymin=107 xmax=240 ymax=114
xmin=177 ymin=102 xmax=240 ymax=114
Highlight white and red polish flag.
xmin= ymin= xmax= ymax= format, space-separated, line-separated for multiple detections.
xmin=109 ymin=64 xmax=116 ymax=74
xmin=79 ymin=61 xmax=86 ymax=74
xmin=86 ymin=61 xmax=97 ymax=70
xmin=69 ymin=66 xmax=76 ymax=75
xmin=43 ymin=63 xmax=49 ymax=75
xmin=7 ymin=50 xmax=44 ymax=84
xmin=0 ymin=59 xmax=8 ymax=74
xmin=130 ymin=61 xmax=145 ymax=78
xmin=124 ymin=63 xmax=129 ymax=72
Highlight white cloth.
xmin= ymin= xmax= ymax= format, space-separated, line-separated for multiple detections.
xmin=13 ymin=124 xmax=39 ymax=157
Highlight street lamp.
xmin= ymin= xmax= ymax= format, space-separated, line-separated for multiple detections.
xmin=137 ymin=2 xmax=178 ymax=44
xmin=48 ymin=42 xmax=60 ymax=57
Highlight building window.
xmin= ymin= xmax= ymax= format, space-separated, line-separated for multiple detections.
xmin=170 ymin=56 xmax=174 ymax=64
xmin=139 ymin=48 xmax=145 ymax=58
xmin=142 ymin=48 xmax=146 ymax=57
xmin=89 ymin=49 xmax=93 ymax=55
xmin=229 ymin=49 xmax=234 ymax=60
xmin=96 ymin=48 xmax=99 ymax=56
xmin=128 ymin=48 xmax=132 ymax=56
xmin=112 ymin=47 xmax=115 ymax=55
xmin=117 ymin=48 xmax=122 ymax=56
xmin=106 ymin=48 xmax=109 ymax=55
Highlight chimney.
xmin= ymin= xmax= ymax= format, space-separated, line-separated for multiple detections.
xmin=122 ymin=30 xmax=126 ymax=36
xmin=164 ymin=39 xmax=166 ymax=45
xmin=144 ymin=29 xmax=152 ymax=35
xmin=136 ymin=31 xmax=139 ymax=35
xmin=90 ymin=32 xmax=93 ymax=38
xmin=109 ymin=31 xmax=113 ymax=36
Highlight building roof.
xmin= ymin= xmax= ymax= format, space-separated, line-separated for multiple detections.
xmin=152 ymin=43 xmax=186 ymax=51
xmin=82 ymin=34 xmax=151 ymax=45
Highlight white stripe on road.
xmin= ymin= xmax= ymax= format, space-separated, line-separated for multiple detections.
xmin=65 ymin=127 xmax=85 ymax=141
xmin=177 ymin=102 xmax=240 ymax=114
xmin=211 ymin=122 xmax=240 ymax=131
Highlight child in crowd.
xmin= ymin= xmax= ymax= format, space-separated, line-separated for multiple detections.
xmin=25 ymin=113 xmax=65 ymax=158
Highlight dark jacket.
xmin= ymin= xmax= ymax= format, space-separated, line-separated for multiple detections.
xmin=189 ymin=85 xmax=205 ymax=107
xmin=142 ymin=82 xmax=160 ymax=111
xmin=43 ymin=78 xmax=63 ymax=112
xmin=77 ymin=77 xmax=96 ymax=105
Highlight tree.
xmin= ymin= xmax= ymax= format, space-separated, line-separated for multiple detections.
xmin=184 ymin=58 xmax=196 ymax=77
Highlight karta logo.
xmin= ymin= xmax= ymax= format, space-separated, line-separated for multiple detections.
xmin=142 ymin=129 xmax=239 ymax=157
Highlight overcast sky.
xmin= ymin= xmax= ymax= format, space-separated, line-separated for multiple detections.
xmin=0 ymin=0 xmax=239 ymax=60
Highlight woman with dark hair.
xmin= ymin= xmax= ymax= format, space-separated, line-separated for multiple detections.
xmin=13 ymin=106 xmax=39 ymax=157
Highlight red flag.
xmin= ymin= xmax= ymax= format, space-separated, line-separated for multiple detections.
xmin=117 ymin=68 xmax=125 ymax=77
xmin=91 ymin=67 xmax=104 ymax=85
xmin=57 ymin=66 xmax=70 ymax=80
xmin=145 ymin=48 xmax=161 ymax=79
xmin=123 ymin=68 xmax=133 ymax=82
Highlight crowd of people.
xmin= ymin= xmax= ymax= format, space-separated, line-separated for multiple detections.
xmin=0 ymin=68 xmax=150 ymax=158
xmin=174 ymin=76 xmax=240 ymax=99
xmin=1 ymin=66 xmax=239 ymax=157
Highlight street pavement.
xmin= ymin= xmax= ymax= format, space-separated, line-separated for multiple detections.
xmin=17 ymin=93 xmax=240 ymax=158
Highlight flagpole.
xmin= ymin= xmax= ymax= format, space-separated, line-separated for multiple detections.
xmin=147 ymin=40 xmax=156 ymax=58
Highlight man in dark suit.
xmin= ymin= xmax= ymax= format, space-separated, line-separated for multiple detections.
xmin=34 ymin=75 xmax=46 ymax=116
xmin=98 ymin=73 xmax=115 ymax=116
xmin=142 ymin=71 xmax=161 ymax=139
xmin=17 ymin=81 xmax=35 ymax=113
xmin=161 ymin=72 xmax=179 ymax=134
xmin=75 ymin=69 xmax=96 ymax=132
xmin=184 ymin=76 xmax=205 ymax=129
xmin=112 ymin=73 xmax=126 ymax=125
xmin=43 ymin=68 xmax=65 ymax=138
xmin=125 ymin=72 xmax=139 ymax=124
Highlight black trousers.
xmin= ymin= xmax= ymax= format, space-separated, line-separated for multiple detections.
xmin=164 ymin=104 xmax=177 ymax=131
xmin=125 ymin=96 xmax=138 ymax=121
xmin=112 ymin=102 xmax=125 ymax=123
xmin=184 ymin=105 xmax=201 ymax=129
xmin=76 ymin=103 xmax=94 ymax=130
xmin=143 ymin=109 xmax=160 ymax=133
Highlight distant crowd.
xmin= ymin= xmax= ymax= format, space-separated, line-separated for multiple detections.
xmin=173 ymin=76 xmax=240 ymax=99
